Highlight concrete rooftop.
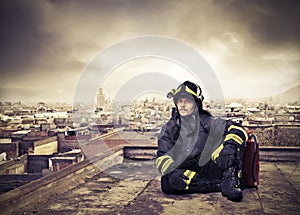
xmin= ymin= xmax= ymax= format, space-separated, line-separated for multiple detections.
xmin=1 ymin=155 xmax=299 ymax=215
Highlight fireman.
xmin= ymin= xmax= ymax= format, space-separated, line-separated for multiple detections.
xmin=156 ymin=81 xmax=248 ymax=201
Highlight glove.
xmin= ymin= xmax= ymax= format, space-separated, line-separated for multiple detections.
xmin=168 ymin=169 xmax=189 ymax=190
xmin=216 ymin=144 xmax=236 ymax=170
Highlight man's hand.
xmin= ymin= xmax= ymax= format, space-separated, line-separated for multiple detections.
xmin=216 ymin=144 xmax=236 ymax=170
xmin=168 ymin=170 xmax=189 ymax=190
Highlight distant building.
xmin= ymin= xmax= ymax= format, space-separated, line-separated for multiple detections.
xmin=20 ymin=136 xmax=58 ymax=156
xmin=0 ymin=154 xmax=27 ymax=174
xmin=49 ymin=157 xmax=77 ymax=172
xmin=96 ymin=88 xmax=105 ymax=109
xmin=227 ymin=103 xmax=243 ymax=112
xmin=31 ymin=136 xmax=58 ymax=155
xmin=274 ymin=114 xmax=294 ymax=122
xmin=0 ymin=140 xmax=19 ymax=159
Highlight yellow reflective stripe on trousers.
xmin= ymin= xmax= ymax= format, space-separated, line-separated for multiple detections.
xmin=228 ymin=125 xmax=248 ymax=140
xmin=212 ymin=144 xmax=224 ymax=161
xmin=184 ymin=170 xmax=196 ymax=190
xmin=224 ymin=133 xmax=243 ymax=145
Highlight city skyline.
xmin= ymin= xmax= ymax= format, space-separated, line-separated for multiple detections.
xmin=0 ymin=0 xmax=299 ymax=103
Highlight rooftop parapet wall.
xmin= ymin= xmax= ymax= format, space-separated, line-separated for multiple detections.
xmin=246 ymin=124 xmax=300 ymax=146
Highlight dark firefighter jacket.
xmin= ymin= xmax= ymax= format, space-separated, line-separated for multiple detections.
xmin=155 ymin=108 xmax=248 ymax=176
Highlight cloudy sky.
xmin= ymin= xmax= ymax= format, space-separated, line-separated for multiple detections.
xmin=0 ymin=0 xmax=299 ymax=103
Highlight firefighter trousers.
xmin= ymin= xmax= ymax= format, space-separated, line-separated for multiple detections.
xmin=161 ymin=159 xmax=223 ymax=194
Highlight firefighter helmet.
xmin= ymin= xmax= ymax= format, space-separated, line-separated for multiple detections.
xmin=169 ymin=81 xmax=204 ymax=104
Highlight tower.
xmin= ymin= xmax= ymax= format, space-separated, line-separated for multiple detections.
xmin=97 ymin=88 xmax=105 ymax=108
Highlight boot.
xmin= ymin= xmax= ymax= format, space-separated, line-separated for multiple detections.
xmin=199 ymin=179 xmax=222 ymax=193
xmin=189 ymin=179 xmax=222 ymax=193
xmin=221 ymin=167 xmax=243 ymax=202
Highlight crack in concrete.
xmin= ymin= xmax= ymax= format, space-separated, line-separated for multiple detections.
xmin=275 ymin=163 xmax=299 ymax=198
xmin=118 ymin=178 xmax=155 ymax=214
xmin=256 ymin=189 xmax=266 ymax=215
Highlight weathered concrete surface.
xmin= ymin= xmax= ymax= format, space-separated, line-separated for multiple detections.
xmin=0 ymin=149 xmax=124 ymax=215
xmin=21 ymin=161 xmax=159 ymax=215
xmin=258 ymin=162 xmax=299 ymax=215
xmin=16 ymin=161 xmax=299 ymax=215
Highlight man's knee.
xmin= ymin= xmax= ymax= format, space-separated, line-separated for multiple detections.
xmin=161 ymin=175 xmax=178 ymax=194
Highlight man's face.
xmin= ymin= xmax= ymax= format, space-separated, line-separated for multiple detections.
xmin=177 ymin=97 xmax=195 ymax=116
